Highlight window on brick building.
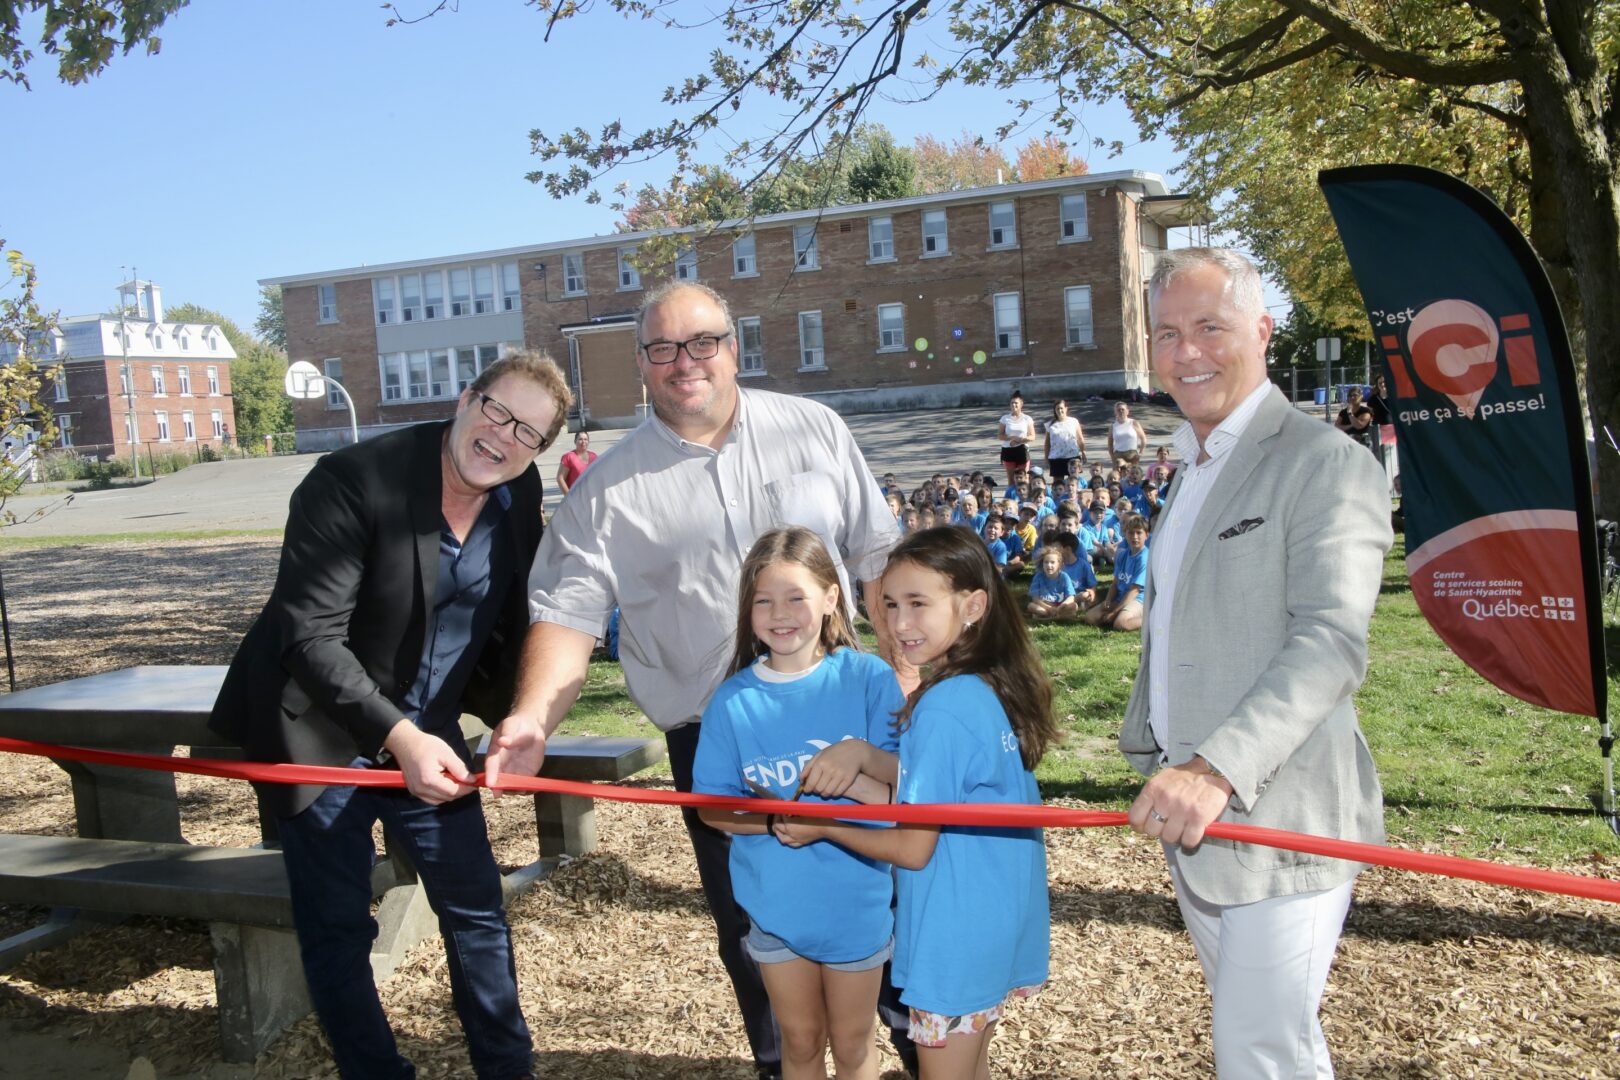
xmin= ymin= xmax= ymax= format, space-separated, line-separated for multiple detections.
xmin=125 ymin=413 xmax=137 ymax=446
xmin=618 ymin=248 xmax=641 ymax=290
xmin=793 ymin=225 xmax=819 ymax=270
xmin=423 ymin=271 xmax=443 ymax=319
xmin=675 ymin=246 xmax=698 ymax=281
xmin=429 ymin=350 xmax=451 ymax=397
xmin=374 ymin=277 xmax=395 ymax=325
xmin=877 ymin=304 xmax=905 ymax=351
xmin=400 ymin=274 xmax=422 ymax=322
xmin=206 ymin=366 xmax=220 ymax=395
xmin=563 ymin=254 xmax=586 ymax=295
xmin=380 ymin=354 xmax=403 ymax=401
xmin=456 ymin=348 xmax=479 ymax=392
xmin=407 ymin=352 xmax=430 ymax=398
xmin=1065 ymin=286 xmax=1094 ymax=346
xmin=182 ymin=410 xmax=196 ymax=441
xmin=732 ymin=234 xmax=757 ymax=277
xmin=177 ymin=366 xmax=191 ymax=395
xmin=155 ymin=411 xmax=171 ymax=442
xmin=988 ymin=201 xmax=1017 ymax=248
xmin=501 ymin=262 xmax=521 ymax=311
xmin=868 ymin=216 xmax=894 ymax=261
xmin=151 ymin=365 xmax=166 ymax=396
xmin=59 ymin=413 xmax=75 ymax=447
xmin=922 ymin=209 xmax=949 ymax=256
xmin=473 ymin=266 xmax=496 ymax=314
xmin=1060 ymin=193 xmax=1088 ymax=240
xmin=993 ymin=292 xmax=1023 ymax=352
xmin=318 ymin=284 xmax=338 ymax=323
xmin=211 ymin=410 xmax=223 ymax=439
xmin=738 ymin=317 xmax=764 ymax=374
xmin=798 ymin=311 xmax=825 ymax=370
xmin=324 ymin=358 xmax=345 ymax=409
xmin=119 ymin=367 xmax=131 ymax=396
xmin=54 ymin=376 xmax=68 ymax=403
xmin=450 ymin=268 xmax=472 ymax=316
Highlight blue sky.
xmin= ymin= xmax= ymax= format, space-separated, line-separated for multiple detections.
xmin=3 ymin=1 xmax=1187 ymax=334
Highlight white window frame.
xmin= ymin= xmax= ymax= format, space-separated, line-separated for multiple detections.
xmin=422 ymin=271 xmax=443 ymax=320
xmin=501 ymin=262 xmax=521 ymax=311
xmin=793 ymin=224 xmax=819 ymax=271
xmin=178 ymin=331 xmax=190 ymax=351
xmin=1064 ymin=285 xmax=1095 ymax=347
xmin=562 ymin=253 xmax=586 ymax=296
xmin=176 ymin=365 xmax=191 ymax=396
xmin=732 ymin=234 xmax=757 ymax=277
xmin=154 ymin=410 xmax=171 ymax=443
xmin=1060 ymin=192 xmax=1089 ymax=241
xmin=380 ymin=354 xmax=404 ymax=401
xmin=428 ymin=349 xmax=451 ymax=397
xmin=473 ymin=265 xmax=496 ymax=314
xmin=674 ymin=246 xmax=698 ymax=281
xmin=119 ymin=367 xmax=131 ymax=396
xmin=374 ymin=277 xmax=395 ymax=325
xmin=450 ymin=268 xmax=472 ymax=316
xmin=993 ymin=292 xmax=1024 ymax=353
xmin=152 ymin=330 xmax=164 ymax=350
xmin=867 ymin=216 xmax=894 ymax=262
xmin=399 ymin=273 xmax=421 ymax=322
xmin=988 ymin=200 xmax=1017 ymax=248
xmin=456 ymin=347 xmax=479 ymax=393
xmin=406 ymin=351 xmax=431 ymax=399
xmin=206 ymin=366 xmax=220 ymax=395
xmin=324 ymin=358 xmax=344 ymax=409
xmin=797 ymin=311 xmax=825 ymax=371
xmin=210 ymin=410 xmax=223 ymax=439
xmin=125 ymin=414 xmax=136 ymax=446
xmin=738 ymin=316 xmax=765 ymax=375
xmin=151 ymin=365 xmax=166 ymax=396
xmin=922 ymin=209 xmax=949 ymax=256
xmin=876 ymin=303 xmax=906 ymax=352
xmin=318 ymin=283 xmax=338 ymax=323
xmin=181 ymin=410 xmax=196 ymax=442
xmin=617 ymin=247 xmax=641 ymax=290
xmin=59 ymin=413 xmax=75 ymax=446
xmin=53 ymin=376 xmax=68 ymax=403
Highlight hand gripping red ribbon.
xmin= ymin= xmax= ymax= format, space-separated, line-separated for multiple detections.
xmin=3 ymin=735 xmax=1617 ymax=905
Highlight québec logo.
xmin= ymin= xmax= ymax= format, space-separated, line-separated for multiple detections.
xmin=1374 ymin=299 xmax=1543 ymax=419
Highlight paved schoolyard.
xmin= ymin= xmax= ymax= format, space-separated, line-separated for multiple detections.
xmin=2 ymin=398 xmax=1190 ymax=538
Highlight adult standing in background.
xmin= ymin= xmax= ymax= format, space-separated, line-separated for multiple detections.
xmin=489 ymin=281 xmax=915 ymax=1080
xmin=209 ymin=353 xmax=572 ymax=1080
xmin=555 ymin=429 xmax=597 ymax=495
xmin=1108 ymin=400 xmax=1147 ymax=469
xmin=1120 ymin=247 xmax=1391 ymax=1078
xmin=1043 ymin=398 xmax=1085 ymax=482
xmin=998 ymin=390 xmax=1035 ymax=485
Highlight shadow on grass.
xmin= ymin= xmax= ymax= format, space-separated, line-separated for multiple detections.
xmin=1038 ymin=777 xmax=1142 ymax=804
xmin=1384 ymin=792 xmax=1612 ymax=820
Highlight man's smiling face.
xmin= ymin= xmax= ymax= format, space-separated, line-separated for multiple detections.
xmin=1150 ymin=262 xmax=1272 ymax=442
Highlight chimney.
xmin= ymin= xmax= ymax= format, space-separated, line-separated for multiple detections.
xmin=144 ymin=282 xmax=163 ymax=324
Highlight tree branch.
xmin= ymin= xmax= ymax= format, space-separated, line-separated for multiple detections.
xmin=1278 ymin=0 xmax=1519 ymax=85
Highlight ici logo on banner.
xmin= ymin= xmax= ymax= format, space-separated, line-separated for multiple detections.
xmin=1373 ymin=300 xmax=1543 ymax=420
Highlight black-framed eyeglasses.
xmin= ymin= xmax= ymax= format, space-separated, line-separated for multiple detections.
xmin=638 ymin=331 xmax=731 ymax=365
xmin=476 ymin=392 xmax=548 ymax=450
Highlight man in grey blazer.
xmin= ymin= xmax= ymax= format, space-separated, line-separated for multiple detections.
xmin=1120 ymin=248 xmax=1392 ymax=1078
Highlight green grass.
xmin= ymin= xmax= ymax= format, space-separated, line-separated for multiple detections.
xmin=0 ymin=528 xmax=285 ymax=551
xmin=560 ymin=541 xmax=1620 ymax=866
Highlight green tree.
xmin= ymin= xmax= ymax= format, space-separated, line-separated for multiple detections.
xmin=254 ymin=284 xmax=286 ymax=351
xmin=0 ymin=0 xmax=187 ymax=88
xmin=0 ymin=244 xmax=61 ymax=521
xmin=520 ymin=0 xmax=1620 ymax=513
xmin=165 ymin=303 xmax=292 ymax=446
xmin=847 ymin=128 xmax=918 ymax=202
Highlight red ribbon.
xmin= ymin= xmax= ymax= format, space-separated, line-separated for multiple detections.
xmin=4 ymin=735 xmax=1617 ymax=905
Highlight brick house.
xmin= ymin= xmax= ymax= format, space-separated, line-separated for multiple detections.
xmin=1 ymin=280 xmax=239 ymax=457
xmin=266 ymin=171 xmax=1196 ymax=450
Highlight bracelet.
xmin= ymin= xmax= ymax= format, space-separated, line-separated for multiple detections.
xmin=765 ymin=813 xmax=777 ymax=836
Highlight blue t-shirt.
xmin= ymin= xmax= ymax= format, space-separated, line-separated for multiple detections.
xmin=1027 ymin=568 xmax=1075 ymax=604
xmin=693 ymin=648 xmax=904 ymax=964
xmin=1064 ymin=553 xmax=1098 ymax=593
xmin=1120 ymin=482 xmax=1144 ymax=506
xmin=984 ymin=537 xmax=1009 ymax=566
xmin=1112 ymin=542 xmax=1149 ymax=597
xmin=1001 ymin=529 xmax=1026 ymax=559
xmin=1080 ymin=520 xmax=1117 ymax=555
xmin=893 ymin=675 xmax=1049 ymax=1015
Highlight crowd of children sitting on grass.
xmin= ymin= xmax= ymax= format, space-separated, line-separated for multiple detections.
xmin=879 ymin=446 xmax=1176 ymax=633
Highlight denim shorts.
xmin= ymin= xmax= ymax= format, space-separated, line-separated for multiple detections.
xmin=744 ymin=922 xmax=893 ymax=972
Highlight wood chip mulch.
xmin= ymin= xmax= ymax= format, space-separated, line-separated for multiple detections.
xmin=0 ymin=538 xmax=1617 ymax=1078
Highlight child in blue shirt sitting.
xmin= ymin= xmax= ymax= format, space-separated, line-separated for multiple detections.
xmin=1080 ymin=503 xmax=1120 ymax=568
xmin=1049 ymin=531 xmax=1098 ymax=603
xmin=1083 ymin=513 xmax=1148 ymax=632
xmin=1026 ymin=547 xmax=1080 ymax=621
xmin=778 ymin=527 xmax=1052 ymax=1079
xmin=693 ymin=527 xmax=906 ymax=1080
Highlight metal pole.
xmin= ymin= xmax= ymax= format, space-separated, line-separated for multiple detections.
xmin=120 ymin=268 xmax=141 ymax=480
xmin=1601 ymin=713 xmax=1618 ymax=835
xmin=0 ymin=566 xmax=15 ymax=692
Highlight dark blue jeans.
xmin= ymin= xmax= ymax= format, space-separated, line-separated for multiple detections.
xmin=278 ymin=785 xmax=532 ymax=1080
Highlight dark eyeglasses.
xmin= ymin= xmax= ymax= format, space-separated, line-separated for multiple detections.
xmin=638 ymin=332 xmax=731 ymax=365
xmin=476 ymin=392 xmax=548 ymax=450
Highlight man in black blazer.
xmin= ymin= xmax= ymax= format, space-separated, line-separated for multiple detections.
xmin=210 ymin=352 xmax=571 ymax=1080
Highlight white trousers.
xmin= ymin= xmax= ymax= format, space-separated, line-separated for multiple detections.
xmin=1166 ymin=852 xmax=1355 ymax=1080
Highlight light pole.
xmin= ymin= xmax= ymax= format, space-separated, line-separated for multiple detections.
xmin=119 ymin=268 xmax=141 ymax=479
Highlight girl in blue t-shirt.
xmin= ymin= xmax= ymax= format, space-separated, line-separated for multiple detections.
xmin=780 ymin=525 xmax=1055 ymax=1080
xmin=692 ymin=526 xmax=905 ymax=1080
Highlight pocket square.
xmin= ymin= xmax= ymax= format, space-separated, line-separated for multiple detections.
xmin=1218 ymin=517 xmax=1265 ymax=540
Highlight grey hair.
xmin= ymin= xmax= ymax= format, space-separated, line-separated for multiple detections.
xmin=1149 ymin=247 xmax=1265 ymax=319
xmin=635 ymin=280 xmax=738 ymax=345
